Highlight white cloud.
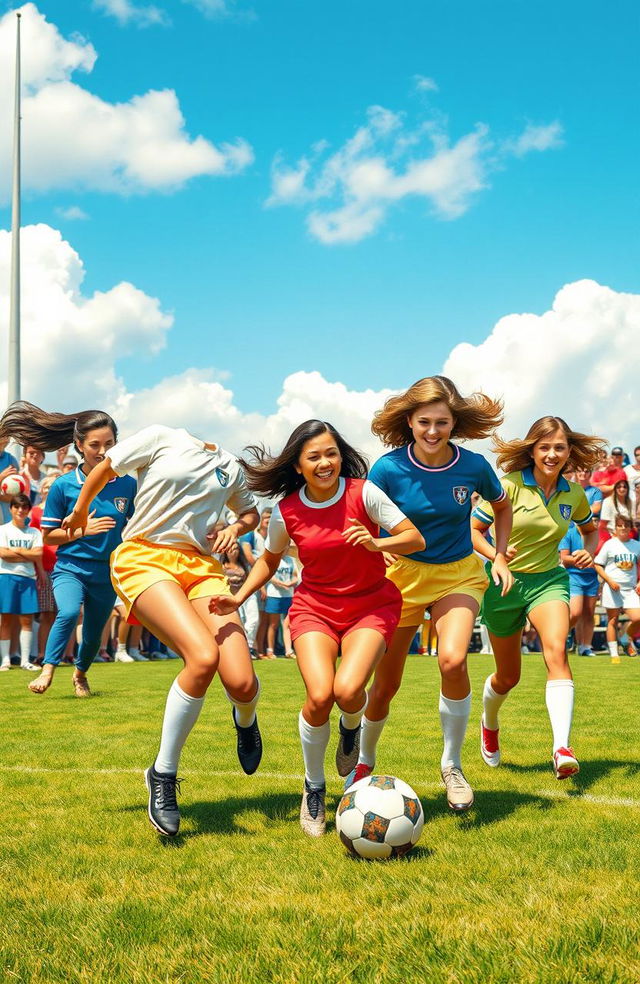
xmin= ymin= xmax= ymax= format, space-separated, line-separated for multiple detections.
xmin=506 ymin=121 xmax=564 ymax=157
xmin=93 ymin=0 xmax=169 ymax=27
xmin=0 ymin=4 xmax=253 ymax=199
xmin=1 ymin=226 xmax=635 ymax=458
xmin=268 ymin=103 xmax=563 ymax=244
xmin=55 ymin=205 xmax=89 ymax=221
xmin=414 ymin=75 xmax=439 ymax=93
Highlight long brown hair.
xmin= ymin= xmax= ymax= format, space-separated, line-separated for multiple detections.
xmin=239 ymin=419 xmax=368 ymax=500
xmin=372 ymin=375 xmax=503 ymax=448
xmin=0 ymin=402 xmax=117 ymax=454
xmin=493 ymin=416 xmax=606 ymax=474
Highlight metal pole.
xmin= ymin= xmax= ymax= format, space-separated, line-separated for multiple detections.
xmin=8 ymin=12 xmax=21 ymax=406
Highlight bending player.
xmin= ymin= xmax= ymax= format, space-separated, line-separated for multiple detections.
xmin=350 ymin=375 xmax=512 ymax=812
xmin=0 ymin=402 xmax=135 ymax=697
xmin=62 ymin=424 xmax=262 ymax=838
xmin=472 ymin=416 xmax=602 ymax=778
xmin=209 ymin=419 xmax=424 ymax=837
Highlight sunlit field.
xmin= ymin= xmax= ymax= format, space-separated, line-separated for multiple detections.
xmin=1 ymin=653 xmax=639 ymax=984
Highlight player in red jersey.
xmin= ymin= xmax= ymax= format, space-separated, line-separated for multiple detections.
xmin=210 ymin=419 xmax=424 ymax=837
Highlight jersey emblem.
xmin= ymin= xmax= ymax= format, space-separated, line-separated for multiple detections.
xmin=559 ymin=504 xmax=572 ymax=520
xmin=114 ymin=497 xmax=128 ymax=514
xmin=452 ymin=486 xmax=469 ymax=505
xmin=215 ymin=467 xmax=229 ymax=488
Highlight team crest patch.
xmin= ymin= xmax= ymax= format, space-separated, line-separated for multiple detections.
xmin=452 ymin=486 xmax=469 ymax=505
xmin=559 ymin=504 xmax=572 ymax=520
xmin=114 ymin=498 xmax=128 ymax=514
xmin=215 ymin=467 xmax=229 ymax=488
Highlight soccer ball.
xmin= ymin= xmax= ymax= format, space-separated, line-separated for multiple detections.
xmin=336 ymin=775 xmax=424 ymax=860
xmin=0 ymin=474 xmax=28 ymax=497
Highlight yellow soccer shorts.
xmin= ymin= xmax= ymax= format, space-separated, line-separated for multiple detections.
xmin=110 ymin=538 xmax=231 ymax=619
xmin=387 ymin=552 xmax=489 ymax=628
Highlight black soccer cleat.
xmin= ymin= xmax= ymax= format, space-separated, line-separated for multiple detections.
xmin=144 ymin=764 xmax=182 ymax=837
xmin=335 ymin=718 xmax=361 ymax=777
xmin=232 ymin=709 xmax=263 ymax=775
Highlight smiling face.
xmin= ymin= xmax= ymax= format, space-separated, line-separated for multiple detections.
xmin=614 ymin=481 xmax=629 ymax=502
xmin=407 ymin=401 xmax=455 ymax=463
xmin=76 ymin=426 xmax=116 ymax=472
xmin=531 ymin=428 xmax=570 ymax=480
xmin=24 ymin=446 xmax=45 ymax=470
xmin=294 ymin=430 xmax=342 ymax=500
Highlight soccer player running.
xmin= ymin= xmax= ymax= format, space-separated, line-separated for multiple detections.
xmin=0 ymin=403 xmax=135 ymax=698
xmin=471 ymin=416 xmax=603 ymax=779
xmin=209 ymin=420 xmax=424 ymax=837
xmin=350 ymin=376 xmax=513 ymax=812
xmin=62 ymin=424 xmax=263 ymax=838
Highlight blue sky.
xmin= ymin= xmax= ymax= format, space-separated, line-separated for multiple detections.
xmin=0 ymin=0 xmax=638 ymax=452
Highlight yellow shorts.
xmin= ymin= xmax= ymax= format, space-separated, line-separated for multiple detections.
xmin=110 ymin=538 xmax=231 ymax=618
xmin=386 ymin=553 xmax=489 ymax=628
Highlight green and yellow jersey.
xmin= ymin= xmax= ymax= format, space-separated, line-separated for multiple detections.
xmin=473 ymin=467 xmax=592 ymax=574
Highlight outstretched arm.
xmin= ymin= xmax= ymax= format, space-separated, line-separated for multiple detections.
xmin=61 ymin=458 xmax=117 ymax=537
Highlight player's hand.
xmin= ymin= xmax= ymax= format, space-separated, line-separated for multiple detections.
xmin=207 ymin=524 xmax=238 ymax=555
xmin=208 ymin=595 xmax=240 ymax=615
xmin=343 ymin=518 xmax=380 ymax=552
xmin=635 ymin=583 xmax=640 ymax=597
xmin=572 ymin=549 xmax=594 ymax=569
xmin=0 ymin=464 xmax=17 ymax=480
xmin=85 ymin=511 xmax=117 ymax=536
xmin=62 ymin=507 xmax=90 ymax=539
xmin=382 ymin=551 xmax=398 ymax=568
xmin=506 ymin=545 xmax=518 ymax=562
xmin=491 ymin=553 xmax=514 ymax=597
xmin=259 ymin=586 xmax=267 ymax=601
xmin=608 ymin=580 xmax=620 ymax=592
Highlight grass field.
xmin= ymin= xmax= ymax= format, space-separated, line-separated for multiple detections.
xmin=1 ymin=653 xmax=639 ymax=984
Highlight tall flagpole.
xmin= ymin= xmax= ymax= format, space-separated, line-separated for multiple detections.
xmin=8 ymin=12 xmax=21 ymax=406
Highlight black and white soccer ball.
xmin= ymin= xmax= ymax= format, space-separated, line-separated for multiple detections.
xmin=336 ymin=775 xmax=424 ymax=859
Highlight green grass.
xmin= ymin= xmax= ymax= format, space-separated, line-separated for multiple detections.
xmin=1 ymin=653 xmax=639 ymax=984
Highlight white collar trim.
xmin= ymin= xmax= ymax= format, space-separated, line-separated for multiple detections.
xmin=299 ymin=476 xmax=346 ymax=509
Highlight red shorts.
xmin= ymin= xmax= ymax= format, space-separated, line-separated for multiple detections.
xmin=289 ymin=579 xmax=402 ymax=647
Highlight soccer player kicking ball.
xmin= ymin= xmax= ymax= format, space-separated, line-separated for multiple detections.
xmin=594 ymin=515 xmax=640 ymax=664
xmin=63 ymin=424 xmax=263 ymax=838
xmin=472 ymin=416 xmax=603 ymax=780
xmin=210 ymin=420 xmax=424 ymax=837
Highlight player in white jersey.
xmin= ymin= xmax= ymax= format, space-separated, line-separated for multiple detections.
xmin=594 ymin=515 xmax=640 ymax=663
xmin=63 ymin=424 xmax=262 ymax=838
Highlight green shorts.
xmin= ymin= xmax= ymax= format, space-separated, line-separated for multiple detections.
xmin=480 ymin=565 xmax=570 ymax=638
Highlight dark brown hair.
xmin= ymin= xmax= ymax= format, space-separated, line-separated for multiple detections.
xmin=0 ymin=402 xmax=117 ymax=455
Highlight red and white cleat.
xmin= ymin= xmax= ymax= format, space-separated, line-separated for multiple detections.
xmin=343 ymin=762 xmax=372 ymax=791
xmin=480 ymin=716 xmax=500 ymax=767
xmin=553 ymin=746 xmax=580 ymax=780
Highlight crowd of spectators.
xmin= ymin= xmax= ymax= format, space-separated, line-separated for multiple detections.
xmin=0 ymin=440 xmax=638 ymax=669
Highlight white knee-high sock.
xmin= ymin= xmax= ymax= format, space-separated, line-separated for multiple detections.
xmin=358 ymin=715 xmax=388 ymax=768
xmin=154 ymin=679 xmax=205 ymax=775
xmin=0 ymin=638 xmax=10 ymax=664
xmin=545 ymin=679 xmax=574 ymax=752
xmin=225 ymin=677 xmax=261 ymax=727
xmin=608 ymin=641 xmax=619 ymax=659
xmin=339 ymin=692 xmax=368 ymax=730
xmin=482 ymin=675 xmax=509 ymax=730
xmin=298 ymin=712 xmax=330 ymax=787
xmin=20 ymin=630 xmax=33 ymax=666
xmin=439 ymin=692 xmax=471 ymax=770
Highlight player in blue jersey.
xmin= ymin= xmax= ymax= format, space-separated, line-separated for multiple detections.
xmin=0 ymin=402 xmax=135 ymax=698
xmin=349 ymin=376 xmax=513 ymax=812
xmin=559 ymin=520 xmax=599 ymax=657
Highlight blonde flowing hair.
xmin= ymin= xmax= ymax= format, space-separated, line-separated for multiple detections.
xmin=493 ymin=416 xmax=606 ymax=474
xmin=372 ymin=375 xmax=504 ymax=448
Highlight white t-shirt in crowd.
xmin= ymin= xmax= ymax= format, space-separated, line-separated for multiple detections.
xmin=266 ymin=555 xmax=298 ymax=598
xmin=266 ymin=477 xmax=407 ymax=553
xmin=0 ymin=522 xmax=43 ymax=579
xmin=600 ymin=497 xmax=634 ymax=533
xmin=624 ymin=464 xmax=640 ymax=503
xmin=595 ymin=537 xmax=640 ymax=592
xmin=108 ymin=425 xmax=257 ymax=555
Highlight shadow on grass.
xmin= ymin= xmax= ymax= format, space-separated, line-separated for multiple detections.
xmin=442 ymin=788 xmax=555 ymax=829
xmin=502 ymin=758 xmax=640 ymax=793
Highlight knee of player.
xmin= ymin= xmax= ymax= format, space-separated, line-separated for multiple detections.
xmin=306 ymin=690 xmax=334 ymax=718
xmin=438 ymin=648 xmax=468 ymax=681
xmin=495 ymin=669 xmax=521 ymax=691
xmin=333 ymin=679 xmax=365 ymax=710
xmin=186 ymin=650 xmax=219 ymax=685
xmin=228 ymin=675 xmax=258 ymax=703
xmin=368 ymin=674 xmax=401 ymax=707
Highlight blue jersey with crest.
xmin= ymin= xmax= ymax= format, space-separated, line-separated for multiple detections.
xmin=41 ymin=467 xmax=136 ymax=579
xmin=368 ymin=443 xmax=504 ymax=564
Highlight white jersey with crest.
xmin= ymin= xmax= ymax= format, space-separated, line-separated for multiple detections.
xmin=108 ymin=425 xmax=256 ymax=554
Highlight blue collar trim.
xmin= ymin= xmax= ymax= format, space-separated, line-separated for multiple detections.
xmin=522 ymin=466 xmax=570 ymax=493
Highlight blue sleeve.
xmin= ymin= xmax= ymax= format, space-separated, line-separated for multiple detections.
xmin=41 ymin=480 xmax=69 ymax=528
xmin=477 ymin=458 xmax=504 ymax=503
xmin=590 ymin=488 xmax=603 ymax=505
xmin=238 ymin=532 xmax=254 ymax=547
xmin=368 ymin=457 xmax=388 ymax=494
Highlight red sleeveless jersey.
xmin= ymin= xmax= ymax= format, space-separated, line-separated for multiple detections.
xmin=278 ymin=478 xmax=387 ymax=597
